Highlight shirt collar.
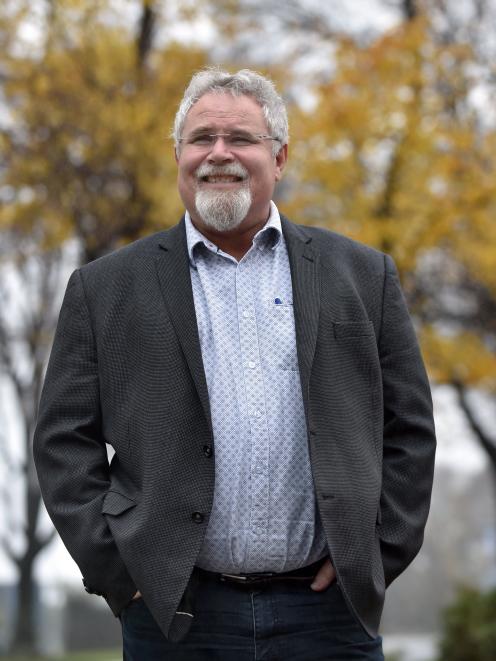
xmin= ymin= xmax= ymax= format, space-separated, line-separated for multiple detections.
xmin=185 ymin=201 xmax=283 ymax=267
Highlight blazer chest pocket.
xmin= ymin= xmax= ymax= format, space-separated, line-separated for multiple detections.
xmin=102 ymin=490 xmax=137 ymax=516
xmin=332 ymin=321 xmax=375 ymax=339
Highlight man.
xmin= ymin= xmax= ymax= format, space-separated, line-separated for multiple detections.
xmin=34 ymin=69 xmax=436 ymax=660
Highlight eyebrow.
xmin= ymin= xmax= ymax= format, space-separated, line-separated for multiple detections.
xmin=186 ymin=126 xmax=255 ymax=137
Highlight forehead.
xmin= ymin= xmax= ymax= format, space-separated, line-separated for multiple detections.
xmin=183 ymin=92 xmax=267 ymax=132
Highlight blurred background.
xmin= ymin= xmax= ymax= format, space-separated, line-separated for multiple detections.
xmin=0 ymin=0 xmax=495 ymax=659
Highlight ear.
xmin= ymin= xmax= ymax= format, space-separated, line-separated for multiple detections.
xmin=174 ymin=146 xmax=179 ymax=164
xmin=274 ymin=144 xmax=288 ymax=182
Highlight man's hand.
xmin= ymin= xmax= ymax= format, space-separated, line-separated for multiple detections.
xmin=310 ymin=558 xmax=336 ymax=591
xmin=132 ymin=590 xmax=142 ymax=600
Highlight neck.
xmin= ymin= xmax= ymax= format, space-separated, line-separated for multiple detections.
xmin=191 ymin=211 xmax=270 ymax=260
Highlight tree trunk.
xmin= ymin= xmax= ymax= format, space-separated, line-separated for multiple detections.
xmin=401 ymin=0 xmax=418 ymax=21
xmin=11 ymin=551 xmax=38 ymax=655
xmin=7 ymin=425 xmax=49 ymax=655
xmin=136 ymin=1 xmax=156 ymax=68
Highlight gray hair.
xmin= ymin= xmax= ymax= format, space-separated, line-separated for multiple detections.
xmin=173 ymin=68 xmax=289 ymax=156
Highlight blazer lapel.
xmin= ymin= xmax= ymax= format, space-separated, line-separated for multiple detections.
xmin=154 ymin=219 xmax=212 ymax=432
xmin=153 ymin=215 xmax=319 ymax=434
xmin=281 ymin=216 xmax=321 ymax=423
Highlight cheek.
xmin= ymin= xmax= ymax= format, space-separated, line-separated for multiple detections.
xmin=251 ymin=164 xmax=273 ymax=189
xmin=177 ymin=167 xmax=198 ymax=204
xmin=178 ymin=165 xmax=200 ymax=197
xmin=178 ymin=154 xmax=202 ymax=177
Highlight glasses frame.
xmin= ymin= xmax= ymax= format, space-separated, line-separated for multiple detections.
xmin=177 ymin=132 xmax=281 ymax=149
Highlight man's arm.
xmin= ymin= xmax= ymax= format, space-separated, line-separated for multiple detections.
xmin=307 ymin=251 xmax=436 ymax=593
xmin=377 ymin=254 xmax=436 ymax=587
xmin=33 ymin=269 xmax=137 ymax=614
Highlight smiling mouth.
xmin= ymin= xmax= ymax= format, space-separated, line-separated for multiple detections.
xmin=200 ymin=175 xmax=244 ymax=183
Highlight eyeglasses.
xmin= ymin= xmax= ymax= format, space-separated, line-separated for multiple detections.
xmin=177 ymin=132 xmax=281 ymax=149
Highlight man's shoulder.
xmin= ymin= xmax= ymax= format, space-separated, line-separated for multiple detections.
xmin=79 ymin=221 xmax=184 ymax=278
xmin=281 ymin=216 xmax=386 ymax=271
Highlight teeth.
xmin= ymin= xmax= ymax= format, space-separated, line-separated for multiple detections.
xmin=204 ymin=176 xmax=240 ymax=183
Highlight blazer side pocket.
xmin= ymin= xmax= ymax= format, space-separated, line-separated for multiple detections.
xmin=102 ymin=490 xmax=137 ymax=516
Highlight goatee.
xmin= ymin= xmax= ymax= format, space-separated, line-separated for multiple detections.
xmin=194 ymin=164 xmax=251 ymax=232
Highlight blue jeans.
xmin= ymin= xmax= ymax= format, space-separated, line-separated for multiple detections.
xmin=121 ymin=571 xmax=384 ymax=660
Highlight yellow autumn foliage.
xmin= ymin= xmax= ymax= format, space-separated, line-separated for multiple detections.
xmin=0 ymin=1 xmax=208 ymax=257
xmin=285 ymin=17 xmax=496 ymax=389
xmin=1 ymin=3 xmax=494 ymax=392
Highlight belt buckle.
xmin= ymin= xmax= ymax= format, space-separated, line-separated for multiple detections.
xmin=220 ymin=572 xmax=275 ymax=584
xmin=220 ymin=573 xmax=249 ymax=584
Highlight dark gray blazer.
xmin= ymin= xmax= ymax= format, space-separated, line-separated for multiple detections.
xmin=33 ymin=216 xmax=436 ymax=642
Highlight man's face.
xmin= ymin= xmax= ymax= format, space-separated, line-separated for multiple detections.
xmin=175 ymin=92 xmax=287 ymax=234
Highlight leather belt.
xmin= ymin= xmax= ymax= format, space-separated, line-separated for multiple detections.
xmin=196 ymin=557 xmax=327 ymax=588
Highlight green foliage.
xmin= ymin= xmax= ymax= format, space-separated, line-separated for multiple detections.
xmin=437 ymin=587 xmax=496 ymax=661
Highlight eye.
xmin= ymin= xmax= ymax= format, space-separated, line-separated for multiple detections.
xmin=189 ymin=133 xmax=213 ymax=146
xmin=229 ymin=134 xmax=256 ymax=146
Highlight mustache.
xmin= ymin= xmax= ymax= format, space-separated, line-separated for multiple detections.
xmin=195 ymin=163 xmax=249 ymax=180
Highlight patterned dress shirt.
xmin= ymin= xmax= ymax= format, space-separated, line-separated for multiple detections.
xmin=186 ymin=202 xmax=327 ymax=573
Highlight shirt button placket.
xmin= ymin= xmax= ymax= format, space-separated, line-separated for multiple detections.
xmin=236 ymin=255 xmax=270 ymax=569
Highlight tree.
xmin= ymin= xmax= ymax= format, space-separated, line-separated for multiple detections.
xmin=211 ymin=0 xmax=420 ymax=69
xmin=0 ymin=238 xmax=66 ymax=653
xmin=281 ymin=9 xmax=496 ymax=481
xmin=0 ymin=0 xmax=207 ymax=652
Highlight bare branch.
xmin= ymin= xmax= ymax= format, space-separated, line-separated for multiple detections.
xmin=136 ymin=1 xmax=156 ymax=68
xmin=401 ymin=0 xmax=419 ymax=21
xmin=0 ymin=533 xmax=20 ymax=564
xmin=39 ymin=528 xmax=56 ymax=550
xmin=0 ymin=429 xmax=17 ymax=474
xmin=453 ymin=381 xmax=496 ymax=470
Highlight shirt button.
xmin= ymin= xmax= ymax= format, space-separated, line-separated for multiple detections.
xmin=248 ymin=361 xmax=256 ymax=369
xmin=203 ymin=445 xmax=213 ymax=457
xmin=253 ymin=410 xmax=262 ymax=418
xmin=242 ymin=310 xmax=250 ymax=318
xmin=192 ymin=512 xmax=204 ymax=524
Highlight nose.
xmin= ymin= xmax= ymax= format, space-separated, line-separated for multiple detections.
xmin=207 ymin=136 xmax=235 ymax=163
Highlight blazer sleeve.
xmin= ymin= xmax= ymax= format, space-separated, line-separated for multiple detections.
xmin=378 ymin=255 xmax=436 ymax=587
xmin=33 ymin=269 xmax=137 ymax=615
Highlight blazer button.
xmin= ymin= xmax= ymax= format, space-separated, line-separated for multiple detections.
xmin=192 ymin=512 xmax=204 ymax=523
xmin=203 ymin=445 xmax=213 ymax=457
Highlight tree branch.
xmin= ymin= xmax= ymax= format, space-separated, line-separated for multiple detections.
xmin=0 ymin=533 xmax=20 ymax=564
xmin=401 ymin=0 xmax=419 ymax=21
xmin=453 ymin=380 xmax=496 ymax=470
xmin=136 ymin=1 xmax=156 ymax=68
xmin=40 ymin=528 xmax=56 ymax=551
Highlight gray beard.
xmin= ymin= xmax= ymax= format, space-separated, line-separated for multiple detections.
xmin=195 ymin=188 xmax=252 ymax=232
